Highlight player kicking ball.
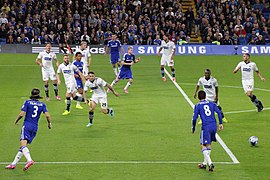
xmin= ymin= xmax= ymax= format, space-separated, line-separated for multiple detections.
xmin=5 ymin=88 xmax=52 ymax=171
xmin=108 ymin=46 xmax=141 ymax=94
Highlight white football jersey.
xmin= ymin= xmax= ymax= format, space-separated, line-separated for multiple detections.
xmin=74 ymin=47 xmax=91 ymax=65
xmin=84 ymin=77 xmax=107 ymax=96
xmin=37 ymin=50 xmax=57 ymax=70
xmin=197 ymin=76 xmax=218 ymax=101
xmin=57 ymin=63 xmax=78 ymax=85
xmin=236 ymin=61 xmax=258 ymax=80
xmin=160 ymin=40 xmax=176 ymax=56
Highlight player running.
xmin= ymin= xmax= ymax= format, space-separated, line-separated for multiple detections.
xmin=5 ymin=88 xmax=52 ymax=171
xmin=82 ymin=71 xmax=119 ymax=127
xmin=192 ymin=90 xmax=223 ymax=172
xmin=108 ymin=46 xmax=141 ymax=94
xmin=233 ymin=53 xmax=265 ymax=112
xmin=56 ymin=55 xmax=85 ymax=115
xmin=73 ymin=41 xmax=91 ymax=76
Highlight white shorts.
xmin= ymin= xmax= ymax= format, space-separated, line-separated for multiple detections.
xmin=66 ymin=82 xmax=77 ymax=94
xmin=161 ymin=56 xmax=174 ymax=66
xmin=91 ymin=95 xmax=108 ymax=109
xmin=42 ymin=69 xmax=56 ymax=81
xmin=242 ymin=79 xmax=254 ymax=93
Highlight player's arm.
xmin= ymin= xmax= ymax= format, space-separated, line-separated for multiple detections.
xmin=157 ymin=47 xmax=163 ymax=56
xmin=56 ymin=73 xmax=61 ymax=85
xmin=36 ymin=58 xmax=43 ymax=67
xmin=214 ymin=104 xmax=223 ymax=130
xmin=121 ymin=60 xmax=133 ymax=66
xmin=233 ymin=64 xmax=241 ymax=73
xmin=44 ymin=112 xmax=52 ymax=129
xmin=193 ymin=85 xmax=200 ymax=99
xmin=106 ymin=83 xmax=119 ymax=97
xmin=215 ymin=86 xmax=219 ymax=103
xmin=191 ymin=105 xmax=199 ymax=133
xmin=134 ymin=57 xmax=141 ymax=63
xmin=88 ymin=56 xmax=92 ymax=67
xmin=15 ymin=111 xmax=25 ymax=125
xmin=255 ymin=70 xmax=265 ymax=81
xmin=171 ymin=47 xmax=176 ymax=60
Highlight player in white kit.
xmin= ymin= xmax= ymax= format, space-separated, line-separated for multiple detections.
xmin=157 ymin=34 xmax=176 ymax=82
xmin=56 ymin=55 xmax=86 ymax=115
xmin=36 ymin=43 xmax=61 ymax=101
xmin=233 ymin=53 xmax=265 ymax=112
xmin=73 ymin=41 xmax=92 ymax=76
xmin=82 ymin=71 xmax=119 ymax=127
xmin=194 ymin=69 xmax=228 ymax=124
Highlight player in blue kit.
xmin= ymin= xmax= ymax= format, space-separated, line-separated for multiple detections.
xmin=73 ymin=52 xmax=85 ymax=109
xmin=5 ymin=88 xmax=52 ymax=171
xmin=105 ymin=34 xmax=124 ymax=76
xmin=192 ymin=90 xmax=223 ymax=172
xmin=108 ymin=46 xmax=141 ymax=94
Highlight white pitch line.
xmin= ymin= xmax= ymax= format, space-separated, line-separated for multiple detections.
xmin=164 ymin=69 xmax=240 ymax=164
xmin=224 ymin=107 xmax=270 ymax=114
xmin=0 ymin=161 xmax=236 ymax=165
xmin=0 ymin=65 xmax=36 ymax=67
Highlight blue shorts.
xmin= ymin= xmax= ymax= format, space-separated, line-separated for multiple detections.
xmin=76 ymin=78 xmax=83 ymax=89
xmin=200 ymin=129 xmax=216 ymax=145
xmin=118 ymin=69 xmax=133 ymax=79
xmin=110 ymin=54 xmax=120 ymax=64
xmin=20 ymin=124 xmax=38 ymax=144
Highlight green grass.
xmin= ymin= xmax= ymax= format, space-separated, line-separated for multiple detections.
xmin=0 ymin=54 xmax=269 ymax=179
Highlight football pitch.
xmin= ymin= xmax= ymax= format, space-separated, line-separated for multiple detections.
xmin=0 ymin=53 xmax=269 ymax=179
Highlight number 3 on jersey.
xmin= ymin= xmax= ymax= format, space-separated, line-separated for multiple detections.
xmin=203 ymin=105 xmax=211 ymax=116
xmin=32 ymin=105 xmax=38 ymax=118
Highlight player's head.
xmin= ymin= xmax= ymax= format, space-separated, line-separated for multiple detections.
xmin=81 ymin=41 xmax=87 ymax=49
xmin=111 ymin=34 xmax=116 ymax=40
xmin=243 ymin=53 xmax=250 ymax=62
xmin=204 ymin=68 xmax=211 ymax=78
xmin=30 ymin=88 xmax=43 ymax=99
xmin=75 ymin=52 xmax=82 ymax=61
xmin=163 ymin=34 xmax=170 ymax=41
xmin=88 ymin=71 xmax=95 ymax=81
xmin=127 ymin=46 xmax=133 ymax=54
xmin=45 ymin=43 xmax=51 ymax=51
xmin=63 ymin=54 xmax=69 ymax=64
xmin=198 ymin=90 xmax=206 ymax=100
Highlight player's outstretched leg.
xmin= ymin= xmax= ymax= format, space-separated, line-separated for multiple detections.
xmin=86 ymin=111 xmax=94 ymax=127
xmin=250 ymin=94 xmax=263 ymax=112
xmin=217 ymin=105 xmax=228 ymax=123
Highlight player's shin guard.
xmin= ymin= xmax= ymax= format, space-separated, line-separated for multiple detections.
xmin=124 ymin=81 xmax=132 ymax=90
xmin=21 ymin=146 xmax=32 ymax=162
xmin=217 ymin=105 xmax=225 ymax=118
xmin=171 ymin=68 xmax=176 ymax=77
xmin=250 ymin=95 xmax=259 ymax=106
xmin=53 ymin=83 xmax=58 ymax=96
xmin=66 ymin=97 xmax=71 ymax=111
xmin=89 ymin=111 xmax=94 ymax=124
xmin=44 ymin=85 xmax=49 ymax=97
xmin=161 ymin=68 xmax=165 ymax=77
xmin=11 ymin=147 xmax=23 ymax=165
xmin=73 ymin=95 xmax=84 ymax=102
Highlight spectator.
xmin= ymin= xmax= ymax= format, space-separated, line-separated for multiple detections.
xmin=31 ymin=34 xmax=41 ymax=44
xmin=81 ymin=31 xmax=90 ymax=44
xmin=221 ymin=35 xmax=233 ymax=45
xmin=256 ymin=35 xmax=266 ymax=45
xmin=0 ymin=12 xmax=8 ymax=25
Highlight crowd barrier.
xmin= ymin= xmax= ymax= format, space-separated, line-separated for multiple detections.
xmin=0 ymin=44 xmax=270 ymax=55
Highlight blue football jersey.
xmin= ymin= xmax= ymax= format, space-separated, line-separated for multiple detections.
xmin=72 ymin=60 xmax=84 ymax=77
xmin=192 ymin=100 xmax=222 ymax=130
xmin=107 ymin=40 xmax=122 ymax=54
xmin=121 ymin=53 xmax=136 ymax=71
xmin=21 ymin=100 xmax=48 ymax=126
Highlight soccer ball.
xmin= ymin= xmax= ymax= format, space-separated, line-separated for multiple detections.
xmin=249 ymin=136 xmax=258 ymax=146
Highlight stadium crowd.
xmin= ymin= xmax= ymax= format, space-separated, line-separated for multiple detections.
xmin=0 ymin=0 xmax=269 ymax=45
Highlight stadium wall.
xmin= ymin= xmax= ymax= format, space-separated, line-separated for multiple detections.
xmin=0 ymin=44 xmax=270 ymax=55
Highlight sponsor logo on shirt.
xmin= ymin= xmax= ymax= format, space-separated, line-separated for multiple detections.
xmin=243 ymin=68 xmax=251 ymax=72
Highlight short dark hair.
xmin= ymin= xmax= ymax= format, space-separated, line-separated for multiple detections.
xmin=30 ymin=88 xmax=43 ymax=99
xmin=88 ymin=71 xmax=95 ymax=75
xmin=75 ymin=52 xmax=82 ymax=56
xmin=244 ymin=53 xmax=250 ymax=57
xmin=198 ymin=90 xmax=206 ymax=100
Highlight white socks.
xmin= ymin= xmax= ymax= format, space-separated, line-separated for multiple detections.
xmin=124 ymin=81 xmax=132 ymax=90
xmin=22 ymin=146 xmax=32 ymax=162
xmin=113 ymin=67 xmax=118 ymax=76
xmin=11 ymin=151 xmax=23 ymax=165
xmin=202 ymin=147 xmax=212 ymax=166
